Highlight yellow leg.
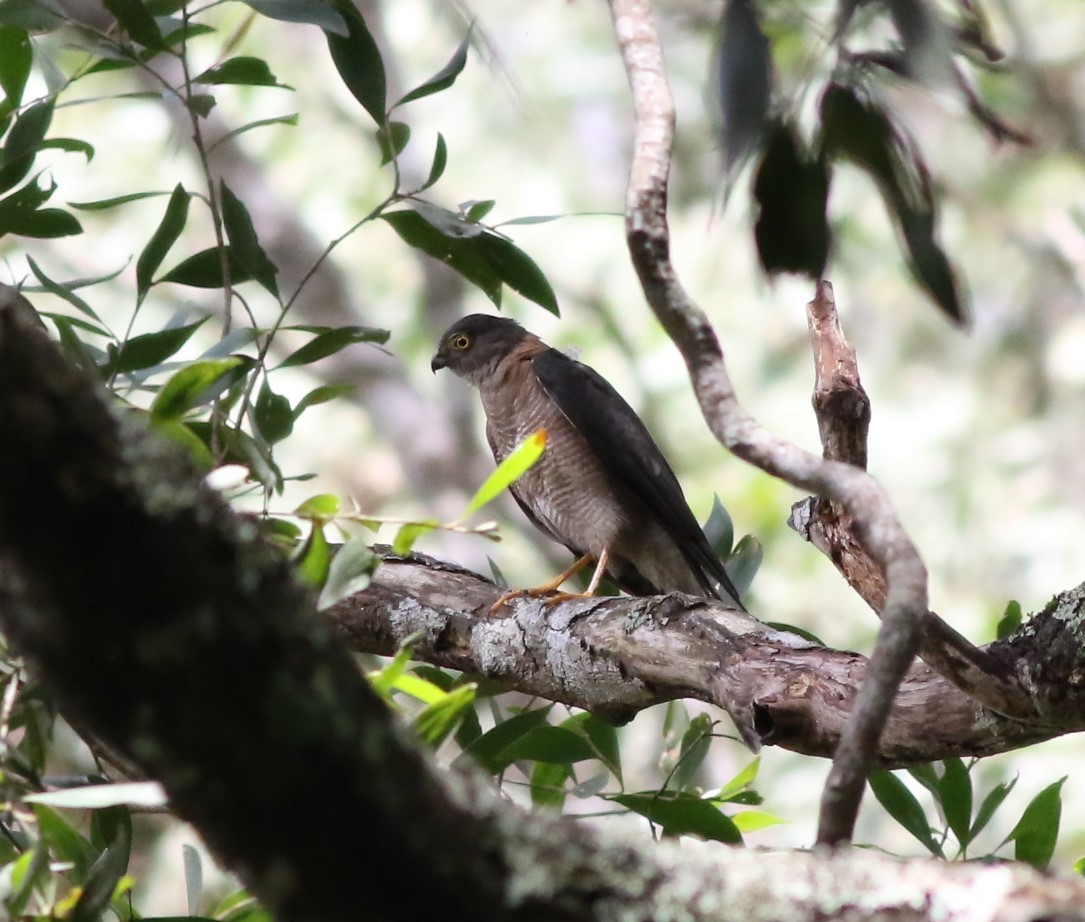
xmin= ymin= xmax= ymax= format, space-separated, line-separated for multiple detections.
xmin=541 ymin=548 xmax=612 ymax=608
xmin=490 ymin=553 xmax=598 ymax=613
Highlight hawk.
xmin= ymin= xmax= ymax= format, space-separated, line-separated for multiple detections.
xmin=432 ymin=314 xmax=744 ymax=609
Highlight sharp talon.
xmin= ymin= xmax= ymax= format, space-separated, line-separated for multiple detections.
xmin=489 ymin=589 xmax=526 ymax=613
xmin=542 ymin=590 xmax=597 ymax=607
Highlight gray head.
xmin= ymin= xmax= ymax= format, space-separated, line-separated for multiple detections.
xmin=431 ymin=314 xmax=530 ymax=386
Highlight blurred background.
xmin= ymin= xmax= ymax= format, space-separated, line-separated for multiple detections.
xmin=3 ymin=0 xmax=1085 ymax=909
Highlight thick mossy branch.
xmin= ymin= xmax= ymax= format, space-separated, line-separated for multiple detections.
xmin=0 ymin=305 xmax=523 ymax=922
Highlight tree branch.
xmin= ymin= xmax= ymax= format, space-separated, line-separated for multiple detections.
xmin=5 ymin=295 xmax=1085 ymax=922
xmin=607 ymin=0 xmax=929 ymax=845
xmin=332 ymin=552 xmax=1085 ymax=765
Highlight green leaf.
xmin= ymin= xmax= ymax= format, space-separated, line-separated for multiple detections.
xmin=152 ymin=419 xmax=215 ymax=469
xmin=368 ymin=641 xmax=416 ymax=697
xmin=464 ymin=199 xmax=495 ymax=222
xmin=753 ymin=120 xmax=830 ymax=279
xmin=39 ymin=136 xmax=94 ymax=160
xmin=324 ymin=0 xmax=386 ymax=124
xmin=195 ymin=56 xmax=287 ymax=87
xmin=938 ymin=758 xmax=973 ymax=847
xmin=419 ymin=132 xmax=447 ymax=191
xmin=5 ymin=844 xmax=49 ymax=917
xmin=462 ymin=429 xmax=546 ymax=518
xmin=715 ymin=0 xmax=772 ymax=176
xmin=392 ymin=520 xmax=437 ymax=556
xmin=137 ymin=184 xmax=190 ymax=299
xmin=39 ymin=311 xmax=109 ymax=337
xmin=492 ymin=725 xmax=597 ymax=770
xmin=70 ymin=842 xmax=130 ymax=922
xmin=0 ymin=174 xmax=81 ymax=236
xmin=151 ymin=357 xmax=248 ymax=420
xmin=730 ymin=810 xmax=785 ymax=833
xmin=238 ymin=0 xmax=345 ymax=33
xmin=295 ymin=523 xmax=331 ymax=587
xmin=531 ymin=760 xmax=573 ymax=810
xmin=970 ymin=775 xmax=1017 ymax=841
xmin=609 ymin=791 xmax=743 ymax=844
xmin=394 ymin=32 xmax=470 ymax=107
xmin=275 ymin=325 xmax=389 ymax=368
xmin=868 ymin=770 xmax=942 ymax=857
xmin=294 ymin=383 xmax=355 ymax=416
xmin=70 ymin=190 xmax=171 ymax=210
xmin=819 ymin=81 xmax=966 ymax=325
xmin=0 ymin=0 xmax=66 ymax=31
xmin=33 ymin=804 xmax=96 ymax=880
xmin=382 ymin=209 xmax=502 ymax=306
xmin=723 ymin=535 xmax=762 ymax=597
xmin=702 ymin=494 xmax=734 ymax=559
xmin=317 ymin=536 xmax=378 ymax=610
xmin=453 ymin=705 xmax=554 ymax=774
xmin=1005 ymin=777 xmax=1065 ymax=869
xmin=52 ymin=314 xmax=104 ymax=373
xmin=112 ymin=317 xmax=207 ymax=374
xmin=669 ymin=714 xmax=713 ymax=792
xmin=996 ymin=600 xmax=1023 ymax=640
xmin=26 ymin=255 xmax=106 ymax=326
xmin=19 ymin=208 xmax=81 ymax=237
xmin=159 ymin=246 xmax=253 ymax=288
xmin=253 ymin=380 xmax=293 ymax=444
xmin=294 ymin=493 xmax=340 ymax=519
xmin=0 ymin=27 xmax=32 ymax=112
xmin=475 ymin=231 xmax=559 ymax=315
xmin=209 ymin=113 xmax=299 ymax=151
xmin=221 ymin=180 xmax=279 ymax=297
xmin=3 ymin=97 xmax=53 ymax=167
xmin=567 ymin=712 xmax=622 ymax=785
xmin=102 ymin=0 xmax=165 ymax=49
xmin=375 ymin=120 xmax=409 ymax=165
xmin=413 ymin=684 xmax=477 ymax=748
xmin=763 ymin=621 xmax=826 ymax=645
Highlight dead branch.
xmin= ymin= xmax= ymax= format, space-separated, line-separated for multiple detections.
xmin=793 ymin=285 xmax=1037 ymax=720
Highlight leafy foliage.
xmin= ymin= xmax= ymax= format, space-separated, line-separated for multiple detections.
xmin=0 ymin=0 xmax=1072 ymax=915
xmin=716 ymin=0 xmax=1026 ymax=323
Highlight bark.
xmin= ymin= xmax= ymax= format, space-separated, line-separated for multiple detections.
xmin=331 ymin=552 xmax=1085 ymax=765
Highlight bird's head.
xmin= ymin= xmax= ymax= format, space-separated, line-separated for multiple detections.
xmin=431 ymin=314 xmax=529 ymax=386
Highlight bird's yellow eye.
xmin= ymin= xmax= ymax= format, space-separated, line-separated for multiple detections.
xmin=450 ymin=333 xmax=471 ymax=350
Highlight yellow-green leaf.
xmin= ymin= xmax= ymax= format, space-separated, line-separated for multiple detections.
xmin=462 ymin=429 xmax=546 ymax=518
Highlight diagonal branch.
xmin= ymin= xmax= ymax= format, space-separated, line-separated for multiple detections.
xmin=608 ymin=0 xmax=927 ymax=845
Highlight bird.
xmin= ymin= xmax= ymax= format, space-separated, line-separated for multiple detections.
xmin=431 ymin=313 xmax=745 ymax=610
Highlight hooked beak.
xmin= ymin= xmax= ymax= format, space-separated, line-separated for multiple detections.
xmin=430 ymin=351 xmax=448 ymax=374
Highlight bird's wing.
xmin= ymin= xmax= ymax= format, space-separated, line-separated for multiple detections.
xmin=531 ymin=348 xmax=744 ymax=608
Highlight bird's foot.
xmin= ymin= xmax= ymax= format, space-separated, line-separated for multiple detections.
xmin=489 ymin=586 xmax=598 ymax=614
xmin=489 ymin=553 xmax=597 ymax=613
xmin=489 ymin=585 xmax=548 ymax=613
